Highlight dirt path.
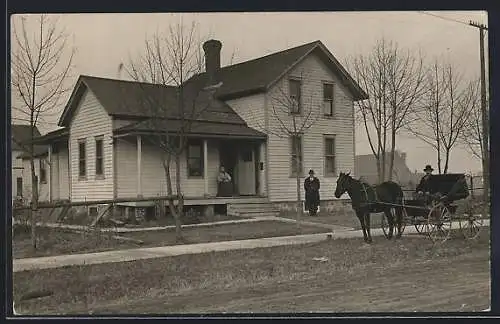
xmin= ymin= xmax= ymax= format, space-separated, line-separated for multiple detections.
xmin=90 ymin=252 xmax=490 ymax=313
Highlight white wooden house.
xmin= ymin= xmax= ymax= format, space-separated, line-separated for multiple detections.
xmin=31 ymin=39 xmax=367 ymax=216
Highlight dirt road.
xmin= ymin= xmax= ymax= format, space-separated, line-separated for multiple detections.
xmin=90 ymin=250 xmax=489 ymax=313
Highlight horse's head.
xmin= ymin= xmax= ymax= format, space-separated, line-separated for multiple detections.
xmin=334 ymin=172 xmax=351 ymax=198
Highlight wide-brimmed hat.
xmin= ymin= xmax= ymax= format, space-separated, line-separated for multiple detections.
xmin=423 ymin=165 xmax=434 ymax=172
xmin=309 ymin=169 xmax=315 ymax=175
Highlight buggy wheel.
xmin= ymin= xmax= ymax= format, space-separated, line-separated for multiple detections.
xmin=427 ymin=203 xmax=453 ymax=243
xmin=459 ymin=213 xmax=484 ymax=240
xmin=414 ymin=218 xmax=429 ymax=235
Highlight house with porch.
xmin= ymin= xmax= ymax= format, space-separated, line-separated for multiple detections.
xmin=11 ymin=124 xmax=51 ymax=202
xmin=31 ymin=39 xmax=367 ymax=217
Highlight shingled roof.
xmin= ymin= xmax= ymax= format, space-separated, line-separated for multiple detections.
xmin=58 ymin=40 xmax=368 ymax=128
xmin=115 ymin=119 xmax=266 ymax=139
xmin=186 ymin=40 xmax=368 ymax=101
xmin=58 ymin=75 xmax=247 ymax=127
xmin=11 ymin=124 xmax=41 ymax=150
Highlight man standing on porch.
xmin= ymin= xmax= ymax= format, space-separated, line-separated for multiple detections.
xmin=304 ymin=169 xmax=321 ymax=216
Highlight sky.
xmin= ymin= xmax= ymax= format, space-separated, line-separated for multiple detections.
xmin=10 ymin=11 xmax=489 ymax=174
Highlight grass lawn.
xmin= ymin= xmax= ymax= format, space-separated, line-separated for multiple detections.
xmin=12 ymin=225 xmax=139 ymax=259
xmin=121 ymin=220 xmax=330 ymax=247
xmin=13 ymin=227 xmax=490 ymax=314
xmin=12 ymin=221 xmax=329 ymax=259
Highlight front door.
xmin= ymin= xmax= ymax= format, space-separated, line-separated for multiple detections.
xmin=238 ymin=146 xmax=256 ymax=195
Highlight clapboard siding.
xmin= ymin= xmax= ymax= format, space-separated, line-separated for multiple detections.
xmin=69 ymin=89 xmax=114 ymax=201
xmin=58 ymin=146 xmax=70 ymax=200
xmin=115 ymin=138 xmax=138 ymax=198
xmin=225 ymin=94 xmax=267 ymax=195
xmin=22 ymin=157 xmax=50 ymax=202
xmin=266 ymin=53 xmax=355 ymax=202
xmin=116 ymin=139 xmax=220 ymax=198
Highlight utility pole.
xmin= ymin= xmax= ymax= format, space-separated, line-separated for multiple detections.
xmin=469 ymin=20 xmax=489 ymax=217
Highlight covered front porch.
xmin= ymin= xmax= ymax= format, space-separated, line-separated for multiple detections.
xmin=113 ymin=126 xmax=268 ymax=204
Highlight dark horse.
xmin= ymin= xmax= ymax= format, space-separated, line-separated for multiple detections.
xmin=334 ymin=172 xmax=405 ymax=243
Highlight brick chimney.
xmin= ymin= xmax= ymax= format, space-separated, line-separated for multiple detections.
xmin=203 ymin=39 xmax=222 ymax=85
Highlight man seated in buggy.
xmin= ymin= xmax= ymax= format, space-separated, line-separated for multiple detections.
xmin=416 ymin=165 xmax=434 ymax=203
xmin=415 ymin=164 xmax=469 ymax=207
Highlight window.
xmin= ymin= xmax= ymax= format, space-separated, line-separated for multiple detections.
xmin=16 ymin=177 xmax=23 ymax=197
xmin=78 ymin=140 xmax=86 ymax=179
xmin=323 ymin=83 xmax=334 ymax=116
xmin=95 ymin=137 xmax=104 ymax=177
xmin=187 ymin=139 xmax=204 ymax=177
xmin=39 ymin=159 xmax=47 ymax=183
xmin=289 ymin=79 xmax=302 ymax=114
xmin=34 ymin=175 xmax=38 ymax=195
xmin=290 ymin=135 xmax=303 ymax=176
xmin=324 ymin=136 xmax=336 ymax=176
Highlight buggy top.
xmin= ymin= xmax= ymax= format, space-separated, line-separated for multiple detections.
xmin=422 ymin=173 xmax=469 ymax=201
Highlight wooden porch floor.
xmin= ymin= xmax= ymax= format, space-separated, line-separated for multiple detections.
xmin=117 ymin=195 xmax=269 ymax=207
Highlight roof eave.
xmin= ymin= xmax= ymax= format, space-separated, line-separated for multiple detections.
xmin=114 ymin=129 xmax=266 ymax=140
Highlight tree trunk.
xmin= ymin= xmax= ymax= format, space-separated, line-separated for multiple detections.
xmin=174 ymin=152 xmax=183 ymax=241
xmin=30 ymin=118 xmax=38 ymax=251
xmin=295 ymin=170 xmax=302 ymax=231
xmin=443 ymin=149 xmax=450 ymax=174
xmin=388 ymin=126 xmax=396 ymax=181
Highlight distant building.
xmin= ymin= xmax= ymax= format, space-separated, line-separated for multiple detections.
xmin=355 ymin=150 xmax=422 ymax=189
xmin=11 ymin=124 xmax=50 ymax=202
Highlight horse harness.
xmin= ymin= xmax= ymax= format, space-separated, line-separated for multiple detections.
xmin=360 ymin=181 xmax=379 ymax=206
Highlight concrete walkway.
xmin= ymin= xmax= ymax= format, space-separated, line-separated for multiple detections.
xmin=13 ymin=219 xmax=490 ymax=273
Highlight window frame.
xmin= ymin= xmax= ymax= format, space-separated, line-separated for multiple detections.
xmin=186 ymin=139 xmax=204 ymax=178
xmin=95 ymin=136 xmax=105 ymax=179
xmin=323 ymin=82 xmax=335 ymax=117
xmin=288 ymin=78 xmax=302 ymax=115
xmin=16 ymin=177 xmax=23 ymax=197
xmin=290 ymin=134 xmax=304 ymax=177
xmin=39 ymin=159 xmax=47 ymax=184
xmin=324 ymin=135 xmax=336 ymax=177
xmin=78 ymin=139 xmax=87 ymax=180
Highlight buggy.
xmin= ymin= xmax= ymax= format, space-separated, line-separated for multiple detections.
xmin=381 ymin=173 xmax=484 ymax=243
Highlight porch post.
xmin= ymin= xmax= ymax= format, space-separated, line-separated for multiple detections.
xmin=48 ymin=144 xmax=52 ymax=202
xmin=203 ymin=139 xmax=208 ymax=196
xmin=137 ymin=135 xmax=142 ymax=197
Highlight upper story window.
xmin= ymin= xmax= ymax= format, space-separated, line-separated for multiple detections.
xmin=289 ymin=79 xmax=302 ymax=114
xmin=323 ymin=83 xmax=334 ymax=117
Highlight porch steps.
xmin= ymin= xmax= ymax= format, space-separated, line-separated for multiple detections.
xmin=227 ymin=202 xmax=279 ymax=218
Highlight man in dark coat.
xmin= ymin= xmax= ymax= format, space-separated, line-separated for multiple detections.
xmin=304 ymin=169 xmax=320 ymax=216
xmin=416 ymin=164 xmax=434 ymax=195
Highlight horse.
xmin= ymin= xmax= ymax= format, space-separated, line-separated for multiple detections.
xmin=334 ymin=172 xmax=405 ymax=244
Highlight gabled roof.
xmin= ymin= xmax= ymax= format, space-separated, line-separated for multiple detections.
xmin=58 ymin=75 xmax=247 ymax=127
xmin=11 ymin=124 xmax=41 ymax=150
xmin=186 ymin=40 xmax=369 ymax=101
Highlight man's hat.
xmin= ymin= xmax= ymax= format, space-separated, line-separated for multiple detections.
xmin=423 ymin=165 xmax=434 ymax=172
xmin=309 ymin=169 xmax=315 ymax=175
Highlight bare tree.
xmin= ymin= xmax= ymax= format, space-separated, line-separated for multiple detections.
xmin=347 ymin=38 xmax=426 ymax=182
xmin=256 ymin=70 xmax=321 ymax=228
xmin=459 ymin=79 xmax=484 ymax=160
xmin=406 ymin=60 xmax=477 ymax=174
xmin=11 ymin=14 xmax=74 ymax=250
xmin=126 ymin=21 xmax=219 ymax=241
